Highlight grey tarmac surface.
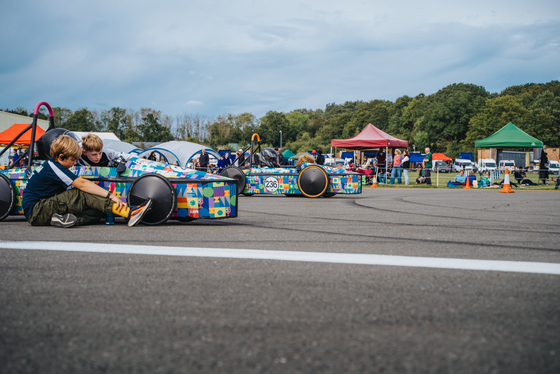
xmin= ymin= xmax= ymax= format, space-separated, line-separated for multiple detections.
xmin=1 ymin=188 xmax=559 ymax=373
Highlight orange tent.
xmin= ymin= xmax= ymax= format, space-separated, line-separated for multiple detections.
xmin=0 ymin=124 xmax=46 ymax=145
xmin=432 ymin=152 xmax=452 ymax=161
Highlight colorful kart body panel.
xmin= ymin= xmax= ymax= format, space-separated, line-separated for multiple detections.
xmin=0 ymin=156 xmax=238 ymax=221
xmin=243 ymin=163 xmax=361 ymax=196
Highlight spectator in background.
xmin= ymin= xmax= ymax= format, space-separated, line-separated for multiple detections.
xmin=198 ymin=149 xmax=209 ymax=172
xmin=148 ymin=152 xmax=157 ymax=161
xmin=376 ymin=150 xmax=386 ymax=173
xmin=217 ymin=154 xmax=226 ymax=173
xmin=12 ymin=149 xmax=20 ymax=166
xmin=234 ymin=149 xmax=245 ymax=167
xmin=452 ymin=170 xmax=467 ymax=184
xmin=316 ymin=150 xmax=325 ymax=165
xmin=539 ymin=145 xmax=549 ymax=184
xmin=479 ymin=171 xmax=492 ymax=188
xmin=401 ymin=150 xmax=410 ymax=185
xmin=422 ymin=147 xmax=433 ymax=186
xmin=516 ymin=167 xmax=538 ymax=186
xmin=224 ymin=152 xmax=231 ymax=167
xmin=513 ymin=167 xmax=524 ymax=184
xmin=274 ymin=148 xmax=286 ymax=165
xmin=390 ymin=149 xmax=402 ymax=184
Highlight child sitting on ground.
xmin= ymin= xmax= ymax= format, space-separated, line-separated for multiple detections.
xmin=22 ymin=135 xmax=151 ymax=228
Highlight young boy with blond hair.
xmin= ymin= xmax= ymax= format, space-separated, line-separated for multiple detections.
xmin=22 ymin=135 xmax=151 ymax=228
xmin=78 ymin=134 xmax=110 ymax=166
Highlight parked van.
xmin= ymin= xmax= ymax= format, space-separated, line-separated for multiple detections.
xmin=499 ymin=160 xmax=515 ymax=172
xmin=477 ymin=158 xmax=497 ymax=173
xmin=548 ymin=160 xmax=559 ymax=174
xmin=453 ymin=159 xmax=476 ymax=172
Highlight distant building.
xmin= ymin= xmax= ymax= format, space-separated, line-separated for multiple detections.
xmin=0 ymin=111 xmax=49 ymax=133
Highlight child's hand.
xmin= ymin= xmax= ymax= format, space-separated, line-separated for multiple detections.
xmin=110 ymin=194 xmax=126 ymax=211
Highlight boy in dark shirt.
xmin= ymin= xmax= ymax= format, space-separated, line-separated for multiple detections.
xmin=22 ymin=135 xmax=151 ymax=228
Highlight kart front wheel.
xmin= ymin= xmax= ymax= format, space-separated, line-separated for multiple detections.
xmin=0 ymin=174 xmax=15 ymax=222
xmin=297 ymin=165 xmax=329 ymax=198
xmin=128 ymin=173 xmax=177 ymax=225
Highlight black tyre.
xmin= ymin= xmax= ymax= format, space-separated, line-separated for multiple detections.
xmin=297 ymin=165 xmax=329 ymax=198
xmin=220 ymin=167 xmax=246 ymax=195
xmin=127 ymin=173 xmax=176 ymax=225
xmin=174 ymin=216 xmax=196 ymax=223
xmin=322 ymin=193 xmax=335 ymax=198
xmin=0 ymin=174 xmax=15 ymax=222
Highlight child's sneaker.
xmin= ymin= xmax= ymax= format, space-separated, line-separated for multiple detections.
xmin=128 ymin=199 xmax=152 ymax=227
xmin=51 ymin=213 xmax=77 ymax=228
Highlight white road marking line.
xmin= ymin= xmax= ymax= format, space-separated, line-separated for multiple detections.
xmin=1 ymin=241 xmax=560 ymax=275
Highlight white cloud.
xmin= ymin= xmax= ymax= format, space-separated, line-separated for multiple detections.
xmin=0 ymin=0 xmax=559 ymax=117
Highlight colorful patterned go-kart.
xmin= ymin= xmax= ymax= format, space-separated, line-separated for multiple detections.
xmin=0 ymin=102 xmax=239 ymax=224
xmin=219 ymin=134 xmax=361 ymax=198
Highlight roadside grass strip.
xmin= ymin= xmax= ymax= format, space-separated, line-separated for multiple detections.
xmin=1 ymin=241 xmax=560 ymax=275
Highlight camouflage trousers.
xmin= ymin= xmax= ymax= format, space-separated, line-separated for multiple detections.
xmin=28 ymin=188 xmax=113 ymax=226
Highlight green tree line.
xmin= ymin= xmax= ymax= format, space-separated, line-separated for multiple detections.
xmin=3 ymin=80 xmax=559 ymax=158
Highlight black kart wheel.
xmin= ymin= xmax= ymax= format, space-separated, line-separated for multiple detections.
xmin=128 ymin=173 xmax=176 ymax=225
xmin=220 ymin=167 xmax=246 ymax=195
xmin=297 ymin=165 xmax=329 ymax=198
xmin=0 ymin=174 xmax=15 ymax=222
xmin=322 ymin=193 xmax=335 ymax=198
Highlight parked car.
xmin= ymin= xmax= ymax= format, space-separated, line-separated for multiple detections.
xmin=549 ymin=160 xmax=560 ymax=174
xmin=324 ymin=157 xmax=345 ymax=167
xmin=477 ymin=158 xmax=497 ymax=173
xmin=498 ymin=160 xmax=515 ymax=172
xmin=433 ymin=160 xmax=451 ymax=173
xmin=453 ymin=159 xmax=476 ymax=172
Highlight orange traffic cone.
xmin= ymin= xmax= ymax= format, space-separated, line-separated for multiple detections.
xmin=499 ymin=168 xmax=515 ymax=193
xmin=371 ymin=173 xmax=378 ymax=187
xmin=464 ymin=174 xmax=472 ymax=189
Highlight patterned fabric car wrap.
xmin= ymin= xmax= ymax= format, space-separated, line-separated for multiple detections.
xmin=1 ymin=156 xmax=237 ymax=220
xmin=243 ymin=163 xmax=361 ymax=195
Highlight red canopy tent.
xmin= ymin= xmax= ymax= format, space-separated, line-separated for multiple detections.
xmin=331 ymin=123 xmax=408 ymax=149
xmin=0 ymin=124 xmax=46 ymax=145
xmin=432 ymin=153 xmax=452 ymax=161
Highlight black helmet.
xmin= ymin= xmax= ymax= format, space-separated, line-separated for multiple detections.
xmin=260 ymin=147 xmax=279 ymax=168
xmin=36 ymin=128 xmax=81 ymax=159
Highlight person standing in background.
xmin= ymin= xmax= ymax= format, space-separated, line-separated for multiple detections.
xmin=198 ymin=149 xmax=209 ymax=172
xmin=390 ymin=149 xmax=402 ymax=184
xmin=316 ymin=150 xmax=325 ymax=165
xmin=401 ymin=150 xmax=410 ymax=185
xmin=539 ymin=145 xmax=549 ymax=184
xmin=423 ymin=147 xmax=433 ymax=186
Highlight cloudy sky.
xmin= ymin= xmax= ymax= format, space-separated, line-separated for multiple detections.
xmin=1 ymin=0 xmax=559 ymax=118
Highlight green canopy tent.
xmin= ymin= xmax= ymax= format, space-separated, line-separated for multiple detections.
xmin=282 ymin=149 xmax=296 ymax=159
xmin=474 ymin=122 xmax=543 ymax=169
xmin=474 ymin=122 xmax=543 ymax=148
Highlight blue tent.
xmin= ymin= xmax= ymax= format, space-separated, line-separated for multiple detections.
xmin=341 ymin=151 xmax=354 ymax=159
xmin=409 ymin=153 xmax=424 ymax=163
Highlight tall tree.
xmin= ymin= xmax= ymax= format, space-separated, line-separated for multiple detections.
xmin=138 ymin=113 xmax=174 ymax=142
xmin=65 ymin=108 xmax=97 ymax=132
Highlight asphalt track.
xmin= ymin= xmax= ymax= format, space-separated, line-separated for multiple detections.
xmin=1 ymin=188 xmax=559 ymax=373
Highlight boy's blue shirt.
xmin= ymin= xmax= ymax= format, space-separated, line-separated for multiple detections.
xmin=21 ymin=158 xmax=78 ymax=220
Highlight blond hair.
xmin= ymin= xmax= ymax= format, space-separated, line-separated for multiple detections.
xmin=50 ymin=135 xmax=82 ymax=161
xmin=81 ymin=134 xmax=104 ymax=152
xmin=296 ymin=154 xmax=315 ymax=165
